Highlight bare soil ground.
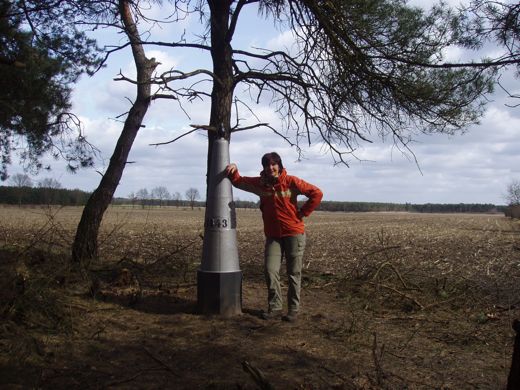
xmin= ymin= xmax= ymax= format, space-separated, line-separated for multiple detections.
xmin=1 ymin=205 xmax=519 ymax=389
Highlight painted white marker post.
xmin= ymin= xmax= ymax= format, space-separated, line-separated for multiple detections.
xmin=197 ymin=134 xmax=242 ymax=316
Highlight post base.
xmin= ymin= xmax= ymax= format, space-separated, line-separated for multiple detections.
xmin=197 ymin=270 xmax=242 ymax=317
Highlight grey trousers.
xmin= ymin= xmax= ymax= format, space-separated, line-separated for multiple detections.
xmin=264 ymin=234 xmax=306 ymax=313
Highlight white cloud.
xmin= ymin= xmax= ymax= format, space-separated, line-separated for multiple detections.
xmin=266 ymin=29 xmax=296 ymax=52
xmin=408 ymin=0 xmax=471 ymax=9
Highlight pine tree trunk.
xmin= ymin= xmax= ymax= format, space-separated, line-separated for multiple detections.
xmin=71 ymin=0 xmax=157 ymax=265
xmin=206 ymin=0 xmax=235 ymax=188
xmin=71 ymin=99 xmax=151 ymax=263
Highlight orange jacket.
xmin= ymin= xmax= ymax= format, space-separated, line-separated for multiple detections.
xmin=229 ymin=168 xmax=323 ymax=238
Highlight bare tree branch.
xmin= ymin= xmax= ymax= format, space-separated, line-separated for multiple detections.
xmin=231 ymin=123 xmax=270 ymax=133
xmin=149 ymin=128 xmax=200 ymax=147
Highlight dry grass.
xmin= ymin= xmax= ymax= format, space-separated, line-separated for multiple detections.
xmin=0 ymin=205 xmax=519 ymax=389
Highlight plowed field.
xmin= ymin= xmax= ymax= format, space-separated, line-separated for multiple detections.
xmin=1 ymin=205 xmax=519 ymax=389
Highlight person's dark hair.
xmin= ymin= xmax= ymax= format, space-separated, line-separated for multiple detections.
xmin=261 ymin=152 xmax=284 ymax=170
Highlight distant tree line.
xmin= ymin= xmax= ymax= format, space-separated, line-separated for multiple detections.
xmin=110 ymin=197 xmax=207 ymax=209
xmin=317 ymin=201 xmax=505 ymax=214
xmin=232 ymin=200 xmax=505 ymax=214
xmin=121 ymin=187 xmax=204 ymax=210
xmin=0 ymin=179 xmax=507 ymax=214
xmin=0 ymin=185 xmax=90 ymax=206
xmin=0 ymin=178 xmax=207 ymax=209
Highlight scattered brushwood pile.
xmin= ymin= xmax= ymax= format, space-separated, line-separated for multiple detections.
xmin=300 ymin=212 xmax=520 ymax=314
xmin=0 ymin=248 xmax=76 ymax=367
xmin=330 ymin=225 xmax=520 ymax=316
xmin=0 ymin=206 xmax=205 ymax=372
xmin=0 ymin=207 xmax=105 ymax=368
xmin=0 ymin=206 xmax=519 ymax=388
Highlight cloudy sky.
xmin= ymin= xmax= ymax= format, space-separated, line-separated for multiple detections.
xmin=7 ymin=1 xmax=520 ymax=205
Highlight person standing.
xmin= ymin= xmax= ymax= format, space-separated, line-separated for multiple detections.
xmin=226 ymin=152 xmax=323 ymax=322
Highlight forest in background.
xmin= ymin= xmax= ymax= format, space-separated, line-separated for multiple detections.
xmin=0 ymin=185 xmax=507 ymax=214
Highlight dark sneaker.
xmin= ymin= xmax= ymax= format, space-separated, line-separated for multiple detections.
xmin=261 ymin=310 xmax=282 ymax=320
xmin=282 ymin=311 xmax=298 ymax=323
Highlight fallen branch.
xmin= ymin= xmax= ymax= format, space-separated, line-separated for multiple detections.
xmin=369 ymin=282 xmax=425 ymax=310
xmin=151 ymin=236 xmax=201 ymax=265
xmin=103 ymin=367 xmax=167 ymax=387
xmin=372 ymin=332 xmax=386 ymax=386
xmin=421 ymin=293 xmax=467 ymax=311
xmin=372 ymin=261 xmax=410 ymax=290
xmin=90 ymin=325 xmax=107 ymax=339
xmin=143 ymin=346 xmax=178 ymax=376
xmin=318 ymin=364 xmax=351 ymax=383
xmin=242 ymin=360 xmax=274 ymax=390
